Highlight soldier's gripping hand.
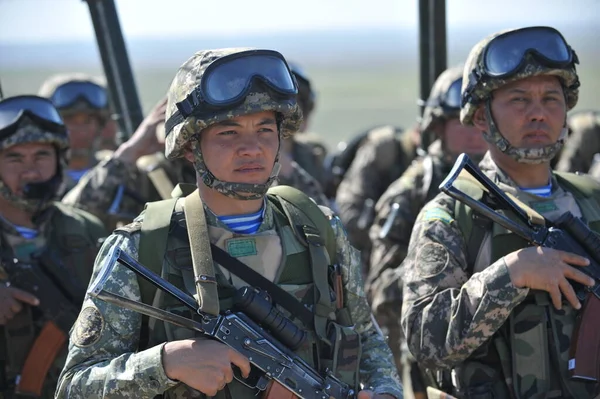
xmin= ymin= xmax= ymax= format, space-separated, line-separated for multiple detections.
xmin=0 ymin=283 xmax=39 ymax=325
xmin=504 ymin=246 xmax=595 ymax=310
xmin=162 ymin=338 xmax=251 ymax=397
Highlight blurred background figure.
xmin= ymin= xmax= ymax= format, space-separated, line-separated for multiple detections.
xmin=38 ymin=73 xmax=115 ymax=192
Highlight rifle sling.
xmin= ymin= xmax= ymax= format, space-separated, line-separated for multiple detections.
xmin=210 ymin=244 xmax=315 ymax=329
xmin=184 ymin=190 xmax=220 ymax=316
xmin=16 ymin=320 xmax=66 ymax=397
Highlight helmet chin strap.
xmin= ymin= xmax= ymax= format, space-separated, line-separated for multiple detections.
xmin=484 ymin=100 xmax=565 ymax=165
xmin=191 ymin=141 xmax=281 ymax=201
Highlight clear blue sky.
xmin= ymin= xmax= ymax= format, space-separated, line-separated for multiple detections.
xmin=1 ymin=0 xmax=598 ymax=43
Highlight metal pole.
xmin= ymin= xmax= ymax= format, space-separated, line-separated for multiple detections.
xmin=83 ymin=0 xmax=144 ymax=140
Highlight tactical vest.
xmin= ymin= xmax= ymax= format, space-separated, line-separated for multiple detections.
xmin=134 ymin=184 xmax=361 ymax=399
xmin=451 ymin=172 xmax=600 ymax=399
xmin=0 ymin=203 xmax=102 ymax=399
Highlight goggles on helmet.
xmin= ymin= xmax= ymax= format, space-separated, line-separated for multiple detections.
xmin=165 ymin=50 xmax=298 ymax=136
xmin=482 ymin=26 xmax=577 ymax=78
xmin=50 ymin=81 xmax=108 ymax=110
xmin=0 ymin=95 xmax=67 ymax=141
xmin=428 ymin=77 xmax=462 ymax=111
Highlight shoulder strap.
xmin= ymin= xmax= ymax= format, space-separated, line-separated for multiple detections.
xmin=267 ymin=185 xmax=336 ymax=346
xmin=138 ymin=198 xmax=178 ymax=306
xmin=267 ymin=185 xmax=336 ymax=262
xmin=554 ymin=171 xmax=600 ymax=225
xmin=554 ymin=171 xmax=600 ymax=200
xmin=183 ymin=190 xmax=220 ymax=316
xmin=452 ymin=177 xmax=493 ymax=273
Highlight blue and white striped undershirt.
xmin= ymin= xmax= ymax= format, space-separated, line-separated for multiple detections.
xmin=218 ymin=202 xmax=266 ymax=234
xmin=0 ymin=214 xmax=39 ymax=239
xmin=519 ymin=181 xmax=553 ymax=198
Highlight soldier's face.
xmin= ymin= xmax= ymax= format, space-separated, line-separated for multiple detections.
xmin=483 ymin=75 xmax=567 ymax=148
xmin=443 ymin=117 xmax=488 ymax=156
xmin=62 ymin=112 xmax=102 ymax=152
xmin=0 ymin=142 xmax=57 ymax=196
xmin=196 ymin=111 xmax=279 ymax=185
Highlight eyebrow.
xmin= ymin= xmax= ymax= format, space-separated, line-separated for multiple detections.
xmin=3 ymin=149 xmax=53 ymax=159
xmin=507 ymin=88 xmax=562 ymax=95
xmin=215 ymin=118 xmax=277 ymax=127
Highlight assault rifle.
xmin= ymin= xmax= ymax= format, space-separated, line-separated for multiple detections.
xmin=1 ymin=249 xmax=86 ymax=396
xmin=439 ymin=153 xmax=600 ymax=382
xmin=88 ymin=247 xmax=356 ymax=399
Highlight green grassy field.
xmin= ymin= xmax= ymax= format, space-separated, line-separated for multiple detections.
xmin=3 ymin=62 xmax=599 ymax=151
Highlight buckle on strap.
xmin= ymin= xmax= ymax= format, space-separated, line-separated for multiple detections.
xmin=195 ymin=274 xmax=217 ymax=284
xmin=302 ymin=225 xmax=325 ymax=246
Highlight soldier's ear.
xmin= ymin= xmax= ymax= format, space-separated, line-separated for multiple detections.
xmin=472 ymin=105 xmax=488 ymax=132
xmin=183 ymin=144 xmax=195 ymax=163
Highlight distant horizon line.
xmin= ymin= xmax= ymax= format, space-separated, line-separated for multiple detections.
xmin=1 ymin=22 xmax=589 ymax=46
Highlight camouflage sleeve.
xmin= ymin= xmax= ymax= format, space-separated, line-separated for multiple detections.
xmin=400 ymin=193 xmax=529 ymax=369
xmin=328 ymin=214 xmax=403 ymax=399
xmin=61 ymin=156 xmax=143 ymax=223
xmin=335 ymin=140 xmax=392 ymax=250
xmin=55 ymin=230 xmax=179 ymax=398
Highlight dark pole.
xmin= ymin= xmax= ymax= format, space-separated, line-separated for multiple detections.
xmin=418 ymin=0 xmax=447 ymax=117
xmin=83 ymin=0 xmax=144 ymax=141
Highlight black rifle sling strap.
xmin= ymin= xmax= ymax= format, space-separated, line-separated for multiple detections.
xmin=210 ymin=244 xmax=315 ymax=328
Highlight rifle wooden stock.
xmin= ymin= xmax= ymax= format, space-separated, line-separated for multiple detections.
xmin=568 ymin=293 xmax=600 ymax=382
xmin=263 ymin=381 xmax=297 ymax=399
xmin=16 ymin=321 xmax=67 ymax=396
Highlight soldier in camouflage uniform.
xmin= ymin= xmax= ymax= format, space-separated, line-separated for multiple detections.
xmin=62 ymin=98 xmax=197 ymax=231
xmin=56 ymin=48 xmax=403 ymax=399
xmin=367 ymin=65 xmax=487 ymax=397
xmin=38 ymin=73 xmax=116 ymax=193
xmin=287 ymin=62 xmax=329 ymax=187
xmin=0 ymin=95 xmax=105 ymax=398
xmin=335 ymin=122 xmax=420 ymax=272
xmin=555 ymin=110 xmax=600 ymax=173
xmin=394 ymin=27 xmax=600 ymax=398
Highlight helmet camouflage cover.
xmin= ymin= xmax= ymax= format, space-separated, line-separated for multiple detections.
xmin=165 ymin=48 xmax=303 ymax=200
xmin=460 ymin=27 xmax=580 ymax=164
xmin=0 ymin=117 xmax=69 ymax=212
xmin=420 ymin=64 xmax=464 ymax=134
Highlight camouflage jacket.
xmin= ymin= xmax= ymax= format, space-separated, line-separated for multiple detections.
xmin=335 ymin=126 xmax=417 ymax=254
xmin=0 ymin=203 xmax=105 ymax=399
xmin=399 ymin=153 xmax=598 ymax=398
xmin=367 ymin=142 xmax=453 ymax=357
xmin=556 ymin=110 xmax=600 ymax=173
xmin=56 ymin=197 xmax=403 ymax=399
xmin=276 ymin=160 xmax=330 ymax=207
xmin=62 ymin=152 xmax=195 ymax=231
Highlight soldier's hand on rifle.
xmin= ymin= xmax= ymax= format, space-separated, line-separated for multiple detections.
xmin=0 ymin=283 xmax=39 ymax=325
xmin=162 ymin=338 xmax=251 ymax=396
xmin=113 ymin=97 xmax=167 ymax=164
xmin=505 ymin=246 xmax=595 ymax=310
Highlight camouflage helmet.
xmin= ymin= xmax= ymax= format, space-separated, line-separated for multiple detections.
xmin=165 ymin=48 xmax=303 ymax=200
xmin=461 ymin=26 xmax=580 ymax=164
xmin=0 ymin=109 xmax=69 ymax=213
xmin=38 ymin=73 xmax=110 ymax=120
xmin=420 ymin=64 xmax=464 ymax=134
xmin=289 ymin=61 xmax=316 ymax=117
